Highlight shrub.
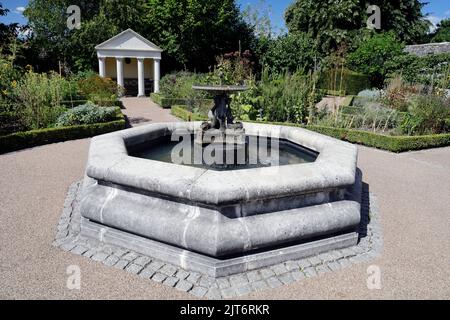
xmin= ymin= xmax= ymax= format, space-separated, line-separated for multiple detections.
xmin=382 ymin=75 xmax=423 ymax=112
xmin=159 ymin=71 xmax=208 ymax=100
xmin=357 ymin=89 xmax=382 ymax=100
xmin=77 ymin=74 xmax=122 ymax=102
xmin=12 ymin=71 xmax=68 ymax=130
xmin=400 ymin=94 xmax=450 ymax=135
xmin=55 ymin=103 xmax=118 ymax=127
xmin=230 ymin=79 xmax=262 ymax=121
xmin=313 ymin=104 xmax=401 ymax=134
xmin=213 ymin=50 xmax=254 ymax=85
xmin=229 ymin=70 xmax=321 ymax=124
xmin=258 ymin=70 xmax=321 ymax=123
xmin=347 ymin=33 xmax=404 ymax=87
xmin=0 ymin=55 xmax=20 ymax=101
xmin=261 ymin=32 xmax=317 ymax=74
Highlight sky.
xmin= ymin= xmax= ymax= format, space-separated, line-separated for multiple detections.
xmin=1 ymin=0 xmax=450 ymax=33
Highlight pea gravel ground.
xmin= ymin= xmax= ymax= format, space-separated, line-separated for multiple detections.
xmin=0 ymin=98 xmax=449 ymax=299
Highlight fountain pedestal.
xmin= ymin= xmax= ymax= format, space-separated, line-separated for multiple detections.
xmin=192 ymin=85 xmax=248 ymax=147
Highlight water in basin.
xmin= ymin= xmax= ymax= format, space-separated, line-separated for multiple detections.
xmin=128 ymin=135 xmax=318 ymax=171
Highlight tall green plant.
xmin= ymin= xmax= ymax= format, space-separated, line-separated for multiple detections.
xmin=12 ymin=71 xmax=67 ymax=129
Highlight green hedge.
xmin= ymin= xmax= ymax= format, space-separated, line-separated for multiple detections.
xmin=252 ymin=121 xmax=450 ymax=153
xmin=151 ymin=93 xmax=213 ymax=109
xmin=150 ymin=93 xmax=187 ymax=108
xmin=319 ymin=69 xmax=370 ymax=95
xmin=171 ymin=105 xmax=450 ymax=152
xmin=171 ymin=105 xmax=208 ymax=121
xmin=0 ymin=112 xmax=23 ymax=135
xmin=0 ymin=109 xmax=126 ymax=154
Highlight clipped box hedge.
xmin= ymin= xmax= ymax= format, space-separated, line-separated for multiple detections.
xmin=150 ymin=93 xmax=187 ymax=108
xmin=171 ymin=105 xmax=450 ymax=153
xmin=0 ymin=108 xmax=126 ymax=154
xmin=252 ymin=121 xmax=450 ymax=153
xmin=171 ymin=105 xmax=208 ymax=121
xmin=319 ymin=69 xmax=370 ymax=96
xmin=151 ymin=93 xmax=213 ymax=109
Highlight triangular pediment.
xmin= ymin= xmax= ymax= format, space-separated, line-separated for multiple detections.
xmin=95 ymin=29 xmax=163 ymax=52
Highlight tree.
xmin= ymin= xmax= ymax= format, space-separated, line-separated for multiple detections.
xmin=241 ymin=0 xmax=274 ymax=38
xmin=285 ymin=0 xmax=364 ymax=53
xmin=0 ymin=2 xmax=7 ymax=15
xmin=24 ymin=0 xmax=254 ymax=73
xmin=0 ymin=3 xmax=20 ymax=49
xmin=431 ymin=19 xmax=450 ymax=43
xmin=24 ymin=0 xmax=147 ymax=73
xmin=143 ymin=0 xmax=254 ymax=72
xmin=368 ymin=0 xmax=430 ymax=44
xmin=285 ymin=0 xmax=430 ymax=54
xmin=347 ymin=32 xmax=404 ymax=87
xmin=261 ymin=33 xmax=317 ymax=74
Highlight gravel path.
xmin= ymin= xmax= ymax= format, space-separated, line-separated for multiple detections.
xmin=0 ymin=98 xmax=448 ymax=299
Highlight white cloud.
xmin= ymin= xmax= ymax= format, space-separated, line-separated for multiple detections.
xmin=14 ymin=6 xmax=25 ymax=14
xmin=427 ymin=15 xmax=443 ymax=32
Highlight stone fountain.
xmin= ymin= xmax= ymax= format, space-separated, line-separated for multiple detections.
xmin=78 ymin=81 xmax=362 ymax=277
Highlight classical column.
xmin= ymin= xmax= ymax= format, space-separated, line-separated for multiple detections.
xmin=153 ymin=58 xmax=160 ymax=93
xmin=98 ymin=57 xmax=106 ymax=77
xmin=116 ymin=57 xmax=124 ymax=89
xmin=137 ymin=58 xmax=145 ymax=97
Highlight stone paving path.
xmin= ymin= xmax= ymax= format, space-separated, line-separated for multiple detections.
xmin=120 ymin=97 xmax=178 ymax=126
xmin=54 ymin=180 xmax=382 ymax=299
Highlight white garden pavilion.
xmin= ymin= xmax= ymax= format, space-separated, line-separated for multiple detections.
xmin=95 ymin=29 xmax=163 ymax=96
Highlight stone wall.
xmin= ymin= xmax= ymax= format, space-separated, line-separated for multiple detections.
xmin=405 ymin=42 xmax=450 ymax=57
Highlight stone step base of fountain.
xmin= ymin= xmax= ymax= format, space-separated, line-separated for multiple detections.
xmin=80 ymin=217 xmax=358 ymax=278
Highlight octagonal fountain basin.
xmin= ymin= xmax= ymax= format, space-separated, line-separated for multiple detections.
xmin=80 ymin=122 xmax=362 ymax=277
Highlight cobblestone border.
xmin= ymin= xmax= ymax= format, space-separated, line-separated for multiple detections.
xmin=53 ymin=180 xmax=382 ymax=299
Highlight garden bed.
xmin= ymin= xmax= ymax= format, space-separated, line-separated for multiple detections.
xmin=0 ymin=108 xmax=126 ymax=154
xmin=171 ymin=105 xmax=450 ymax=153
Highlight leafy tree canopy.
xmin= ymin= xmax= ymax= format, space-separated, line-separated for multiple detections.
xmin=24 ymin=0 xmax=254 ymax=73
xmin=143 ymin=0 xmax=254 ymax=72
xmin=25 ymin=0 xmax=148 ymax=72
xmin=0 ymin=2 xmax=8 ymax=16
xmin=431 ymin=18 xmax=450 ymax=43
xmin=285 ymin=0 xmax=430 ymax=53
